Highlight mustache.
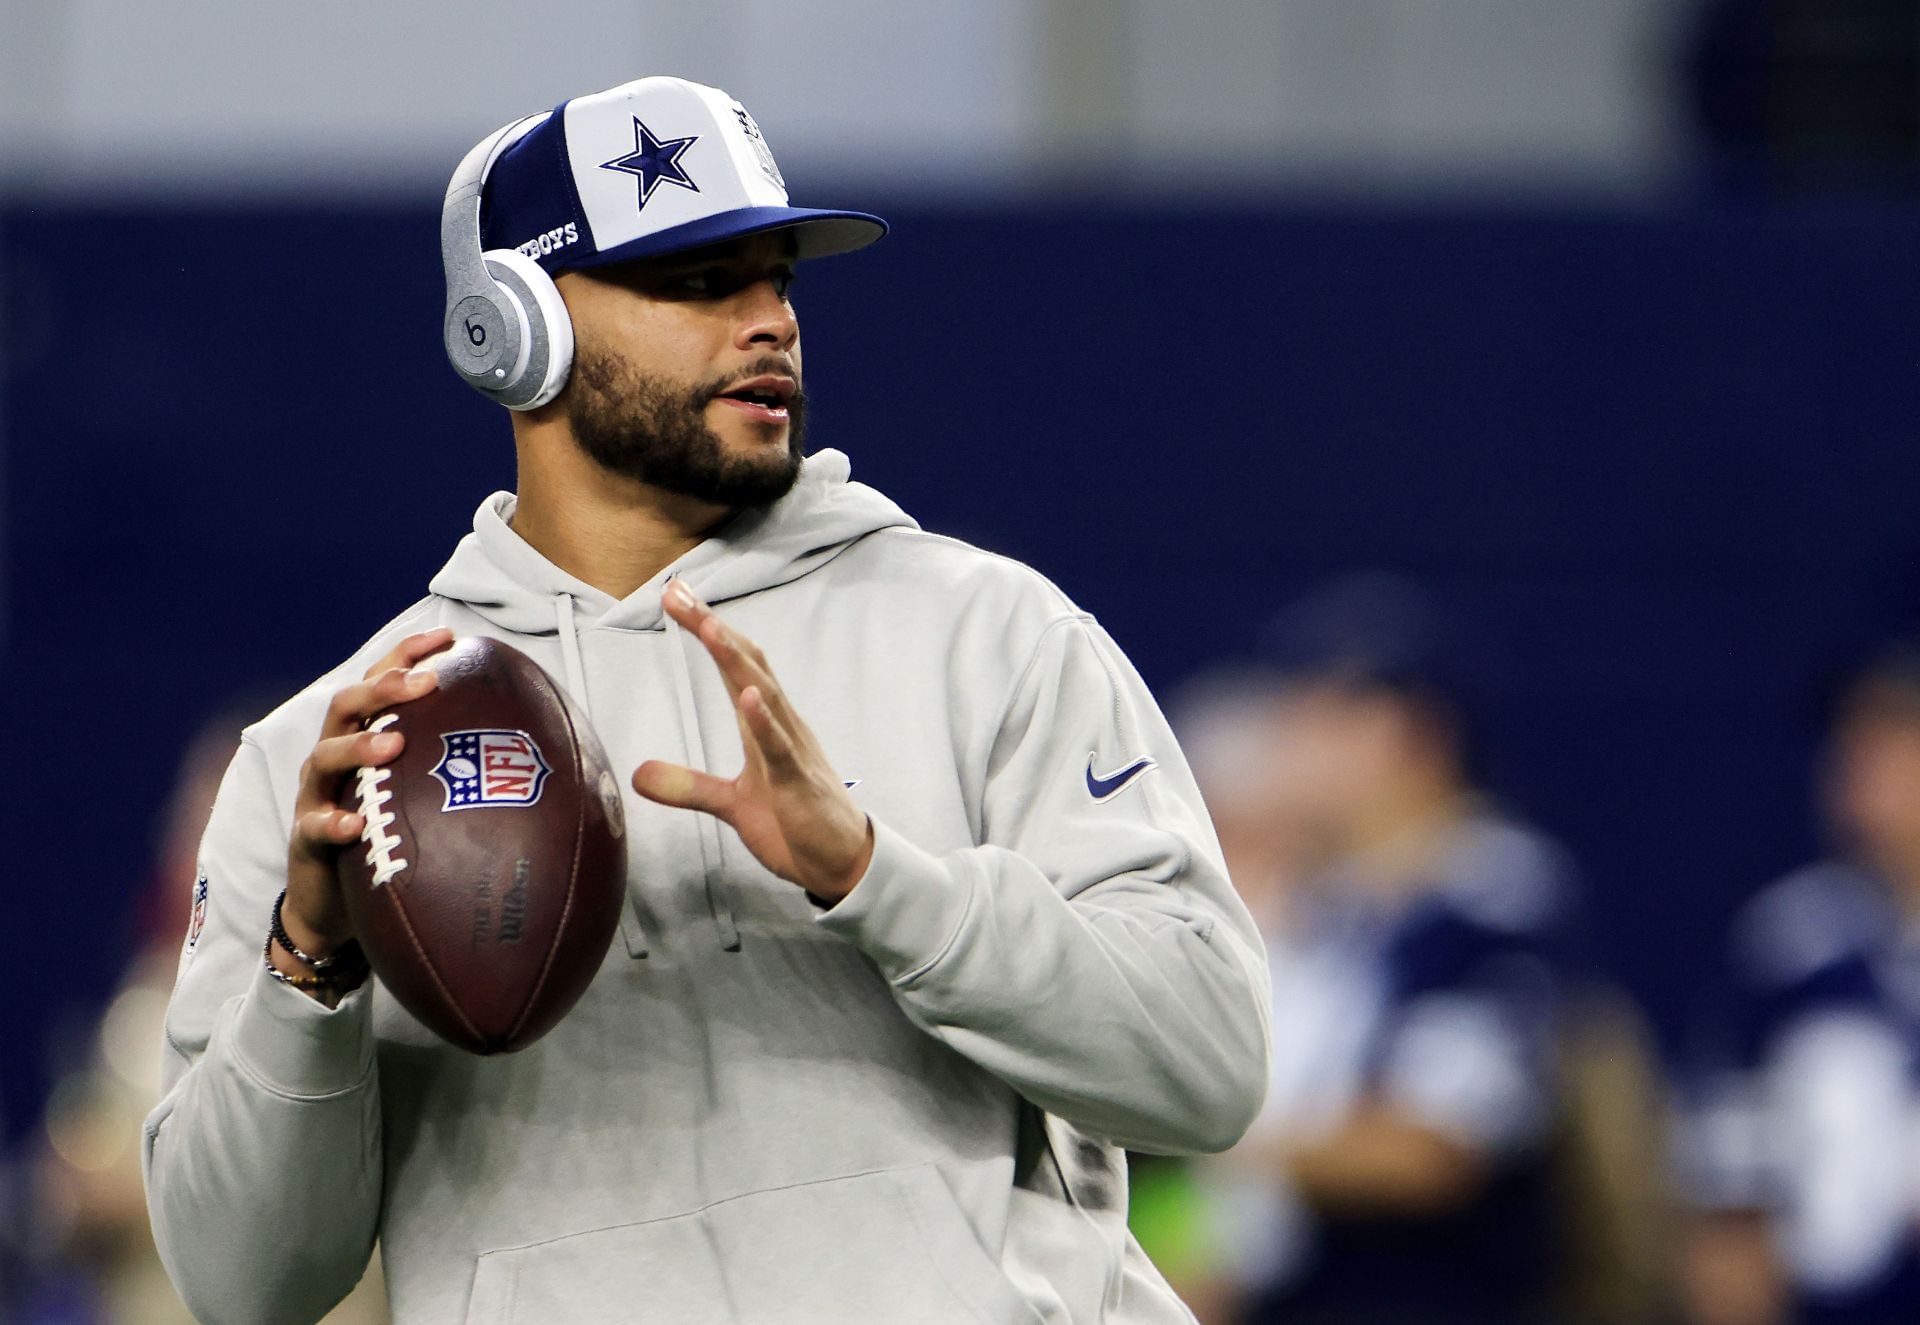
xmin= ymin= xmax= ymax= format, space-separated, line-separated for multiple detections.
xmin=698 ymin=356 xmax=805 ymax=407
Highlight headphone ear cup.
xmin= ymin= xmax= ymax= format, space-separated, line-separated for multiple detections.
xmin=480 ymin=249 xmax=574 ymax=411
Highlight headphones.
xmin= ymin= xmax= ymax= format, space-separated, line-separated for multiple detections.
xmin=440 ymin=114 xmax=576 ymax=411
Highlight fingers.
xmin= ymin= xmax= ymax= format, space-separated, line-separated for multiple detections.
xmin=293 ymin=805 xmax=365 ymax=859
xmin=741 ymin=686 xmax=800 ymax=772
xmin=297 ymin=649 xmax=440 ymax=838
xmin=363 ymin=627 xmax=454 ymax=681
xmin=648 ymin=593 xmax=868 ymax=897
xmin=664 ymin=581 xmax=790 ymax=718
xmin=323 ymin=664 xmax=439 ymax=738
xmin=311 ymin=726 xmax=405 ymax=781
xmin=632 ymin=760 xmax=735 ymax=817
xmin=284 ymin=630 xmax=450 ymax=939
xmin=664 ymin=582 xmax=830 ymax=788
xmin=292 ymin=725 xmax=406 ymax=849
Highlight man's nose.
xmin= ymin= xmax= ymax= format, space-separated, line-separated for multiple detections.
xmin=735 ymin=279 xmax=798 ymax=351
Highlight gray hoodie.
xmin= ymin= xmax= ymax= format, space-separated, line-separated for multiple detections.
xmin=144 ymin=450 xmax=1271 ymax=1325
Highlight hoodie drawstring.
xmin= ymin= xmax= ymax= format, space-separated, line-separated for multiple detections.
xmin=665 ymin=599 xmax=742 ymax=952
xmin=557 ymin=593 xmax=650 ymax=959
xmin=555 ymin=593 xmax=591 ymax=714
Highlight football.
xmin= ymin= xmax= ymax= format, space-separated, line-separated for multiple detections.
xmin=336 ymin=635 xmax=627 ymax=1055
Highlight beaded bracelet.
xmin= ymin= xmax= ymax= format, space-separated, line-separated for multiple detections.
xmin=264 ymin=890 xmax=370 ymax=992
xmin=269 ymin=889 xmax=356 ymax=970
xmin=261 ymin=934 xmax=338 ymax=990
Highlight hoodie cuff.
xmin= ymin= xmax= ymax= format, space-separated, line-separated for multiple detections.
xmin=815 ymin=818 xmax=977 ymax=985
xmin=230 ymin=961 xmax=377 ymax=1099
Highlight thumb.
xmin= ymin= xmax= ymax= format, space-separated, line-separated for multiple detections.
xmin=632 ymin=761 xmax=734 ymax=818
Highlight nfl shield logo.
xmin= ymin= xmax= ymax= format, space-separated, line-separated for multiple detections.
xmin=432 ymin=729 xmax=552 ymax=812
xmin=184 ymin=870 xmax=209 ymax=957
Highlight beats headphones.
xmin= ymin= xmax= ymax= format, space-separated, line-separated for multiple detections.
xmin=440 ymin=115 xmax=575 ymax=411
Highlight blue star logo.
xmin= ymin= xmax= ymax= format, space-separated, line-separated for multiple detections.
xmin=599 ymin=117 xmax=700 ymax=212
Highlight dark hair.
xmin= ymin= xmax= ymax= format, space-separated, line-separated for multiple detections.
xmin=1259 ymin=572 xmax=1488 ymax=780
xmin=1828 ymin=637 xmax=1920 ymax=729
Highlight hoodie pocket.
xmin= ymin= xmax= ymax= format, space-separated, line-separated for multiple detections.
xmin=464 ymin=1162 xmax=1045 ymax=1325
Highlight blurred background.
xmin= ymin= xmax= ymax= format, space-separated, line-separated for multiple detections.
xmin=4 ymin=1 xmax=1919 ymax=1321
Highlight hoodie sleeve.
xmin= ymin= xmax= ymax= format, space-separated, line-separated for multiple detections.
xmin=817 ymin=614 xmax=1272 ymax=1155
xmin=142 ymin=735 xmax=383 ymax=1325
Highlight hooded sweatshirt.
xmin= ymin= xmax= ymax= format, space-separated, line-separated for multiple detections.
xmin=144 ymin=450 xmax=1272 ymax=1325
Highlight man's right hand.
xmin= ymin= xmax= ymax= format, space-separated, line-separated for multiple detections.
xmin=281 ymin=628 xmax=453 ymax=961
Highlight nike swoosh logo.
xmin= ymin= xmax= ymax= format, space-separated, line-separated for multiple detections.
xmin=1086 ymin=753 xmax=1157 ymax=802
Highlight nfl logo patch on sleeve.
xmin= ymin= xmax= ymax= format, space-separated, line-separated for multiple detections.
xmin=183 ymin=870 xmax=209 ymax=958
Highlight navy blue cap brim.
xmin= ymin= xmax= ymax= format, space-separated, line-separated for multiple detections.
xmin=562 ymin=206 xmax=887 ymax=272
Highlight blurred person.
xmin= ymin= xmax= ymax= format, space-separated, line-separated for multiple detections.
xmin=1208 ymin=576 xmax=1586 ymax=1325
xmin=142 ymin=74 xmax=1268 ymax=1325
xmin=1680 ymin=640 xmax=1920 ymax=1325
xmin=19 ymin=708 xmax=387 ymax=1324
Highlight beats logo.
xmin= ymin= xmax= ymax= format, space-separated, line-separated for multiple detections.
xmin=449 ymin=294 xmax=506 ymax=370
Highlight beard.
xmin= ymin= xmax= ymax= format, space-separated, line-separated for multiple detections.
xmin=566 ymin=342 xmax=807 ymax=509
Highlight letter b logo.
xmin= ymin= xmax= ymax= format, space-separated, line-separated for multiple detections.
xmin=448 ymin=295 xmax=507 ymax=374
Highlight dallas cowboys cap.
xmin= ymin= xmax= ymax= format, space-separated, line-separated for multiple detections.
xmin=479 ymin=76 xmax=886 ymax=275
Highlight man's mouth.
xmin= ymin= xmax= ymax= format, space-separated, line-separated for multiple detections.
xmin=713 ymin=375 xmax=796 ymax=424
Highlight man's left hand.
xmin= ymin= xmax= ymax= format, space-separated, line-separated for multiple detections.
xmin=632 ymin=579 xmax=874 ymax=904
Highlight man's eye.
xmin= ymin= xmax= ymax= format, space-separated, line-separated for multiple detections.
xmin=666 ymin=267 xmax=793 ymax=298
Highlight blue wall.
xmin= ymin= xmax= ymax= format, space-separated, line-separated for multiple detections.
xmin=4 ymin=199 xmax=1917 ymax=1136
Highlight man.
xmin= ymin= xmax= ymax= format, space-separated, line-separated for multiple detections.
xmin=1681 ymin=640 xmax=1920 ymax=1325
xmin=140 ymin=75 xmax=1270 ymax=1325
xmin=1207 ymin=576 xmax=1581 ymax=1325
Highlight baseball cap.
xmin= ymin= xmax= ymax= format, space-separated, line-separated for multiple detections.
xmin=1260 ymin=572 xmax=1499 ymax=781
xmin=1259 ymin=573 xmax=1495 ymax=722
xmin=479 ymin=76 xmax=887 ymax=275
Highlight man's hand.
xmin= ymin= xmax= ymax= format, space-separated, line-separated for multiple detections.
xmin=633 ymin=581 xmax=874 ymax=903
xmin=282 ymin=628 xmax=453 ymax=959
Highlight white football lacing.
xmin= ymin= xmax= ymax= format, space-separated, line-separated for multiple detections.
xmin=355 ymin=712 xmax=409 ymax=887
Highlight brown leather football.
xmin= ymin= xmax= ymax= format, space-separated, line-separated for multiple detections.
xmin=336 ymin=635 xmax=627 ymax=1055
